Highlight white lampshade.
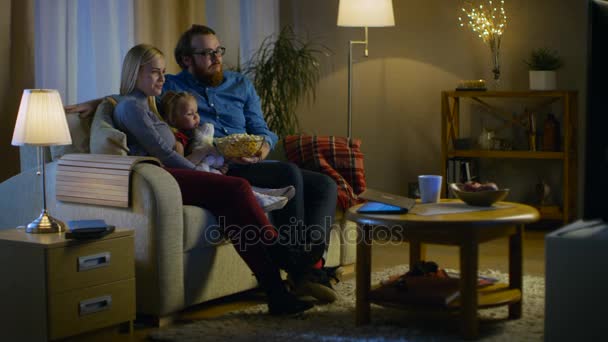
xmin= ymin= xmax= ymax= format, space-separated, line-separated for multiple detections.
xmin=337 ymin=0 xmax=395 ymax=27
xmin=12 ymin=89 xmax=72 ymax=146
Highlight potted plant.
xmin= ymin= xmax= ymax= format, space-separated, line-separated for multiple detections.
xmin=243 ymin=26 xmax=329 ymax=137
xmin=524 ymin=48 xmax=563 ymax=90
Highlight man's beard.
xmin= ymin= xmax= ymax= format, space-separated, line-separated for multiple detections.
xmin=193 ymin=61 xmax=224 ymax=87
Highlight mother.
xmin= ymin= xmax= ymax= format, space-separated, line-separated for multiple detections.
xmin=112 ymin=43 xmax=311 ymax=315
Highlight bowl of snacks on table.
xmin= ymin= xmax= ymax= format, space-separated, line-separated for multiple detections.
xmin=450 ymin=181 xmax=509 ymax=206
xmin=214 ymin=134 xmax=265 ymax=159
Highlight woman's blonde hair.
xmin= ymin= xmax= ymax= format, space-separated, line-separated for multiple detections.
xmin=120 ymin=44 xmax=164 ymax=95
xmin=160 ymin=91 xmax=196 ymax=127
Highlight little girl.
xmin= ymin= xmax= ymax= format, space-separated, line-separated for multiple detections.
xmin=161 ymin=91 xmax=294 ymax=212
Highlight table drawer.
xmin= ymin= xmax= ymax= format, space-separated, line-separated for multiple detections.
xmin=48 ymin=277 xmax=135 ymax=340
xmin=47 ymin=235 xmax=134 ymax=294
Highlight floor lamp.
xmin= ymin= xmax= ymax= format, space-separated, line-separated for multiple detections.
xmin=11 ymin=89 xmax=72 ymax=233
xmin=337 ymin=0 xmax=395 ymax=139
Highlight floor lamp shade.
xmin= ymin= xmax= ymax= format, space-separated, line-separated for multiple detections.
xmin=11 ymin=89 xmax=71 ymax=234
xmin=337 ymin=0 xmax=395 ymax=138
xmin=337 ymin=0 xmax=395 ymax=27
xmin=12 ymin=89 xmax=72 ymax=147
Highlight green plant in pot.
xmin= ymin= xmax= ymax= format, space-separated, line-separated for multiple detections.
xmin=243 ymin=26 xmax=329 ymax=137
xmin=524 ymin=48 xmax=563 ymax=90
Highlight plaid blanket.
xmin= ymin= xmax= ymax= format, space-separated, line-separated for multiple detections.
xmin=284 ymin=135 xmax=366 ymax=209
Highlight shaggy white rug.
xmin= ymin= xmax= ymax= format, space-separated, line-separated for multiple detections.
xmin=149 ymin=265 xmax=544 ymax=341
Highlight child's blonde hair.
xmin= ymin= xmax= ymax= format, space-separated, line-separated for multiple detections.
xmin=161 ymin=91 xmax=197 ymax=127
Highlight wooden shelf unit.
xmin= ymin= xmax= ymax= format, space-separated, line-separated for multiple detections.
xmin=440 ymin=90 xmax=578 ymax=223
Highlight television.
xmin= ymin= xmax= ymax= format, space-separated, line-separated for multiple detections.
xmin=584 ymin=0 xmax=608 ymax=219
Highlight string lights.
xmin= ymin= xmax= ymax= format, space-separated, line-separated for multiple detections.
xmin=458 ymin=0 xmax=508 ymax=83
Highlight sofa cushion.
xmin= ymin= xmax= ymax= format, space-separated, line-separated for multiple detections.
xmin=182 ymin=205 xmax=221 ymax=251
xmin=50 ymin=113 xmax=92 ymax=161
xmin=90 ymin=98 xmax=129 ymax=155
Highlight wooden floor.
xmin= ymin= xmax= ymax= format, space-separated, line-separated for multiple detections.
xmin=65 ymin=229 xmax=549 ymax=342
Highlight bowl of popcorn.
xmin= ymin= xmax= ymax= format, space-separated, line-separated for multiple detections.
xmin=214 ymin=134 xmax=265 ymax=158
xmin=450 ymin=181 xmax=509 ymax=206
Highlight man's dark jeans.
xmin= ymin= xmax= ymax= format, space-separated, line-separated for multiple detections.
xmin=228 ymin=161 xmax=338 ymax=266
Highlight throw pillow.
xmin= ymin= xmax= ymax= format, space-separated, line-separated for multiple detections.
xmin=283 ymin=135 xmax=366 ymax=209
xmin=50 ymin=113 xmax=92 ymax=161
xmin=90 ymin=98 xmax=129 ymax=155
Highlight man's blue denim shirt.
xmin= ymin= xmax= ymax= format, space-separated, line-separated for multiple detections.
xmin=162 ymin=70 xmax=278 ymax=149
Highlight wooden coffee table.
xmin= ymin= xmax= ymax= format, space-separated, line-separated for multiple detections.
xmin=346 ymin=199 xmax=540 ymax=339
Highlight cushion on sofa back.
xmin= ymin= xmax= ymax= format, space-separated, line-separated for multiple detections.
xmin=90 ymin=97 xmax=129 ymax=155
xmin=50 ymin=113 xmax=92 ymax=161
xmin=89 ymin=96 xmax=162 ymax=155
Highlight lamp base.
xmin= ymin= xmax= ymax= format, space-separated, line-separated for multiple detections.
xmin=25 ymin=210 xmax=66 ymax=234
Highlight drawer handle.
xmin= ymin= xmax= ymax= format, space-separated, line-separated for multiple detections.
xmin=79 ymin=295 xmax=112 ymax=316
xmin=78 ymin=252 xmax=111 ymax=271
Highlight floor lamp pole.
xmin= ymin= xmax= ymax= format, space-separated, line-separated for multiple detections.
xmin=347 ymin=27 xmax=369 ymax=139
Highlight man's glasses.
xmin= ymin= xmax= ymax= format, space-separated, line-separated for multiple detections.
xmin=191 ymin=46 xmax=226 ymax=58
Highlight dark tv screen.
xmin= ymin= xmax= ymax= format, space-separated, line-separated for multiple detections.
xmin=584 ymin=0 xmax=608 ymax=219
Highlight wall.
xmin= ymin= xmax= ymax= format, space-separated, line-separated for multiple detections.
xmin=282 ymin=0 xmax=588 ymax=213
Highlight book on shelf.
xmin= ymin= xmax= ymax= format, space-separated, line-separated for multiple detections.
xmin=446 ymin=158 xmax=475 ymax=198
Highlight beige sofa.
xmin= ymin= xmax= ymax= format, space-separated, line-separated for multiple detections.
xmin=0 ymin=99 xmax=356 ymax=324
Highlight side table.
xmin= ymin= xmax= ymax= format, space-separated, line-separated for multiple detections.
xmin=0 ymin=227 xmax=135 ymax=341
xmin=346 ymin=200 xmax=539 ymax=339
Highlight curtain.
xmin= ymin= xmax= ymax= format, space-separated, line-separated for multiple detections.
xmin=34 ymin=0 xmax=206 ymax=103
xmin=134 ymin=0 xmax=206 ymax=74
xmin=205 ymin=0 xmax=241 ymax=69
xmin=205 ymin=0 xmax=279 ymax=69
xmin=238 ymin=0 xmax=279 ymax=68
xmin=35 ymin=0 xmax=134 ymax=104
xmin=0 ymin=0 xmax=35 ymax=182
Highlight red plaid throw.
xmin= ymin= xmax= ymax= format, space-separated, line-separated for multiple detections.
xmin=284 ymin=135 xmax=366 ymax=209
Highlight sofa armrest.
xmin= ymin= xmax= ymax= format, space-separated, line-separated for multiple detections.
xmin=0 ymin=160 xmax=186 ymax=316
xmin=128 ymin=163 xmax=185 ymax=315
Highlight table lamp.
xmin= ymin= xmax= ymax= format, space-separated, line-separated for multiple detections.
xmin=11 ymin=89 xmax=72 ymax=233
xmin=337 ymin=0 xmax=395 ymax=138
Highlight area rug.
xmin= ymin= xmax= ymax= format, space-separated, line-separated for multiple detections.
xmin=149 ymin=265 xmax=544 ymax=341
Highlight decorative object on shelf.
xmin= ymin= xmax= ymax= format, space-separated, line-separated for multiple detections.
xmin=478 ymin=127 xmax=495 ymax=150
xmin=527 ymin=110 xmax=537 ymax=151
xmin=243 ymin=26 xmax=329 ymax=137
xmin=11 ymin=89 xmax=72 ymax=233
xmin=337 ymin=0 xmax=395 ymax=138
xmin=458 ymin=0 xmax=507 ymax=88
xmin=456 ymin=79 xmax=487 ymax=91
xmin=491 ymin=137 xmax=511 ymax=150
xmin=542 ymin=113 xmax=560 ymax=151
xmin=535 ymin=178 xmax=551 ymax=205
xmin=524 ymin=48 xmax=563 ymax=90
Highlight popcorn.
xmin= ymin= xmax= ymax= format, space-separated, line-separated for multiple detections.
xmin=214 ymin=134 xmax=265 ymax=158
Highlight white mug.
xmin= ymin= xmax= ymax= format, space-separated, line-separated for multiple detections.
xmin=418 ymin=175 xmax=442 ymax=203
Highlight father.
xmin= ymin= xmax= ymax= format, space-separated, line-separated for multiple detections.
xmin=68 ymin=24 xmax=338 ymax=299
xmin=168 ymin=24 xmax=337 ymax=274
